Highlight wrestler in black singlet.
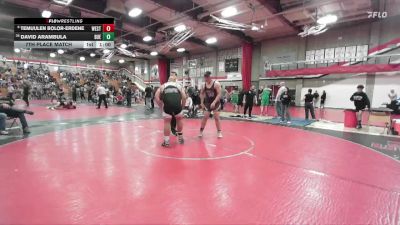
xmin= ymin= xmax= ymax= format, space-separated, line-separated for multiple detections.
xmin=204 ymin=81 xmax=220 ymax=111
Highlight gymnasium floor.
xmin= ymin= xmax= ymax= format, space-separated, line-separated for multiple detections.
xmin=1 ymin=100 xmax=400 ymax=224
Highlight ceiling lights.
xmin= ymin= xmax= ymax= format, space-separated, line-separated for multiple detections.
xmin=129 ymin=8 xmax=142 ymax=17
xmin=105 ymin=59 xmax=110 ymax=64
xmin=90 ymin=53 xmax=96 ymax=57
xmin=150 ymin=51 xmax=158 ymax=56
xmin=53 ymin=0 xmax=73 ymax=5
xmin=205 ymin=37 xmax=217 ymax=44
xmin=317 ymin=14 xmax=338 ymax=25
xmin=143 ymin=35 xmax=152 ymax=42
xmin=120 ymin=43 xmax=127 ymax=49
xmin=57 ymin=49 xmax=64 ymax=54
xmin=79 ymin=56 xmax=85 ymax=61
xmin=42 ymin=10 xmax=52 ymax=18
xmin=221 ymin=6 xmax=237 ymax=18
xmin=177 ymin=48 xmax=185 ymax=52
xmin=14 ymin=48 xmax=20 ymax=53
xmin=103 ymin=49 xmax=110 ymax=54
xmin=174 ymin=24 xmax=186 ymax=32
xmin=298 ymin=24 xmax=327 ymax=37
xmin=49 ymin=52 xmax=56 ymax=58
xmin=119 ymin=59 xmax=125 ymax=64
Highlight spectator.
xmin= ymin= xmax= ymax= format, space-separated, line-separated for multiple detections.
xmin=7 ymin=83 xmax=14 ymax=101
xmin=243 ymin=86 xmax=257 ymax=118
xmin=388 ymin=89 xmax=397 ymax=103
xmin=260 ymin=86 xmax=271 ymax=116
xmin=320 ymin=90 xmax=327 ymax=109
xmin=144 ymin=84 xmax=153 ymax=110
xmin=275 ymin=82 xmax=286 ymax=119
xmin=125 ymin=85 xmax=132 ymax=107
xmin=280 ymin=87 xmax=291 ymax=124
xmin=0 ymin=103 xmax=33 ymax=134
xmin=151 ymin=85 xmax=155 ymax=109
xmin=220 ymin=86 xmax=227 ymax=110
xmin=22 ymin=80 xmax=31 ymax=107
xmin=313 ymin=90 xmax=320 ymax=108
xmin=303 ymin=89 xmax=316 ymax=120
xmin=350 ymin=85 xmax=370 ymax=129
xmin=0 ymin=112 xmax=8 ymax=135
xmin=230 ymin=88 xmax=239 ymax=113
xmin=238 ymin=88 xmax=244 ymax=112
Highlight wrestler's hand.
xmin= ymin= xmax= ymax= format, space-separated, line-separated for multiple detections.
xmin=210 ymin=102 xmax=216 ymax=110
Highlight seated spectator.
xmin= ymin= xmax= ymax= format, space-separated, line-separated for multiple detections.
xmin=0 ymin=103 xmax=33 ymax=134
xmin=184 ymin=95 xmax=195 ymax=117
xmin=0 ymin=112 xmax=8 ymax=135
xmin=116 ymin=93 xmax=124 ymax=105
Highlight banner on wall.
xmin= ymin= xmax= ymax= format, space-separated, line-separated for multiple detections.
xmin=218 ymin=61 xmax=224 ymax=72
xmin=150 ymin=64 xmax=159 ymax=82
xmin=226 ymin=72 xmax=242 ymax=80
xmin=267 ymin=64 xmax=400 ymax=77
xmin=225 ymin=58 xmax=239 ymax=72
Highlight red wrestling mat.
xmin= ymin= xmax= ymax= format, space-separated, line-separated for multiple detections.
xmin=0 ymin=119 xmax=399 ymax=224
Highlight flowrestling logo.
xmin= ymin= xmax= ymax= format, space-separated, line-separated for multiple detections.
xmin=367 ymin=11 xmax=388 ymax=19
xmin=371 ymin=141 xmax=400 ymax=152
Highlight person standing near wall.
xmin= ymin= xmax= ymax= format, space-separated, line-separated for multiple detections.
xmin=313 ymin=90 xmax=320 ymax=108
xmin=80 ymin=85 xmax=86 ymax=101
xmin=22 ymin=80 xmax=31 ymax=107
xmin=388 ymin=89 xmax=397 ymax=104
xmin=350 ymin=85 xmax=370 ymax=129
xmin=320 ymin=90 xmax=326 ymax=109
xmin=144 ymin=84 xmax=153 ymax=110
xmin=7 ymin=83 xmax=14 ymax=101
xmin=260 ymin=86 xmax=271 ymax=116
xmin=238 ymin=88 xmax=244 ymax=113
xmin=243 ymin=85 xmax=257 ymax=118
xmin=230 ymin=87 xmax=239 ymax=113
xmin=72 ymin=84 xmax=77 ymax=103
xmin=303 ymin=89 xmax=316 ymax=120
xmin=126 ymin=84 xmax=132 ymax=107
xmin=275 ymin=82 xmax=286 ymax=119
xmin=220 ymin=86 xmax=226 ymax=110
xmin=280 ymin=87 xmax=291 ymax=124
xmin=151 ymin=85 xmax=155 ymax=109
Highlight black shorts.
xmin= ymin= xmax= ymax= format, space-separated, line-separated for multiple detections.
xmin=163 ymin=104 xmax=182 ymax=117
xmin=355 ymin=106 xmax=366 ymax=111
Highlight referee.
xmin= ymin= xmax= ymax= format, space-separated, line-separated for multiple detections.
xmin=96 ymin=83 xmax=108 ymax=109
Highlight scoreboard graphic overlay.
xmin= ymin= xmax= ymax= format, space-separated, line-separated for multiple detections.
xmin=14 ymin=18 xmax=115 ymax=49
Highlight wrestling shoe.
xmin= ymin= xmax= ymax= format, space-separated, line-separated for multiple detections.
xmin=25 ymin=110 xmax=34 ymax=115
xmin=161 ymin=141 xmax=170 ymax=147
xmin=23 ymin=127 xmax=31 ymax=134
xmin=178 ymin=136 xmax=184 ymax=144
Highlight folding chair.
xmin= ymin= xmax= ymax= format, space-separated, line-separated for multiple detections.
xmin=7 ymin=117 xmax=19 ymax=130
